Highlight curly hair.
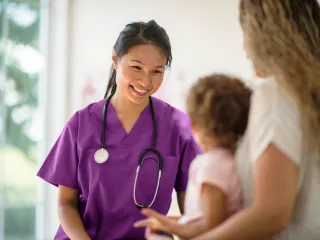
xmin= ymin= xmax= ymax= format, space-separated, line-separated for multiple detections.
xmin=187 ymin=74 xmax=252 ymax=151
xmin=239 ymin=0 xmax=320 ymax=165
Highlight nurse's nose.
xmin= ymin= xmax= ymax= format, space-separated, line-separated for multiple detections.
xmin=137 ymin=74 xmax=152 ymax=88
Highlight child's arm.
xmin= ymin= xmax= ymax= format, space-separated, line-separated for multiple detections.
xmin=134 ymin=183 xmax=226 ymax=239
xmin=175 ymin=183 xmax=226 ymax=239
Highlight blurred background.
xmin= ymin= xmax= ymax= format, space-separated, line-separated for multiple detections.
xmin=0 ymin=0 xmax=253 ymax=239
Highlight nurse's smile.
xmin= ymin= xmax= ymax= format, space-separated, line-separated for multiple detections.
xmin=130 ymin=85 xmax=149 ymax=97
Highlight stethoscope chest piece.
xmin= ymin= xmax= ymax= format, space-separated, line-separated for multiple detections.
xmin=94 ymin=148 xmax=109 ymax=164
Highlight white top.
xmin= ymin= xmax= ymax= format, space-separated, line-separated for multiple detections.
xmin=179 ymin=149 xmax=242 ymax=224
xmin=235 ymin=79 xmax=320 ymax=239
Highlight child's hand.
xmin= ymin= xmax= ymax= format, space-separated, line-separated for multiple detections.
xmin=134 ymin=208 xmax=179 ymax=233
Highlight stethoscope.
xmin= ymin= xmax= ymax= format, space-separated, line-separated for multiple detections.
xmin=94 ymin=92 xmax=163 ymax=208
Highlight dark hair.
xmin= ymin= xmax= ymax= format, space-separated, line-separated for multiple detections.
xmin=104 ymin=20 xmax=172 ymax=98
xmin=187 ymin=74 xmax=252 ymax=150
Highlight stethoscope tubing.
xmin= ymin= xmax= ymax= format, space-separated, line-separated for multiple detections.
xmin=100 ymin=93 xmax=163 ymax=208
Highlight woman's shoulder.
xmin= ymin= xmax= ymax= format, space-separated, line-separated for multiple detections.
xmin=246 ymin=78 xmax=302 ymax=164
xmin=152 ymin=97 xmax=193 ymax=135
xmin=78 ymin=98 xmax=106 ymax=119
xmin=251 ymin=78 xmax=276 ymax=104
xmin=68 ymin=99 xmax=106 ymax=124
xmin=250 ymin=78 xmax=301 ymax=127
xmin=252 ymin=78 xmax=298 ymax=109
xmin=57 ymin=99 xmax=105 ymax=135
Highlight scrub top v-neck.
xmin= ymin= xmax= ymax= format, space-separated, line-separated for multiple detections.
xmin=37 ymin=97 xmax=202 ymax=240
xmin=106 ymin=100 xmax=151 ymax=145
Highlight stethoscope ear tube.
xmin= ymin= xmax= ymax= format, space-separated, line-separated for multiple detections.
xmin=138 ymin=148 xmax=163 ymax=171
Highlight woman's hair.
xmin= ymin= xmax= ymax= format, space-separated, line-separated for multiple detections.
xmin=187 ymin=74 xmax=252 ymax=150
xmin=104 ymin=20 xmax=172 ymax=98
xmin=239 ymin=0 xmax=320 ymax=163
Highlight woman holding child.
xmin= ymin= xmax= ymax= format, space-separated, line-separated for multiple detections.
xmin=136 ymin=1 xmax=320 ymax=239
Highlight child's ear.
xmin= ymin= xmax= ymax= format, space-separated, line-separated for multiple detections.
xmin=191 ymin=123 xmax=199 ymax=134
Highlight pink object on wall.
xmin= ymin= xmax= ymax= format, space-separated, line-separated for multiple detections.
xmin=82 ymin=77 xmax=97 ymax=106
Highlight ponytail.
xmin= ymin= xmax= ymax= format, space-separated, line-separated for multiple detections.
xmin=104 ymin=65 xmax=117 ymax=98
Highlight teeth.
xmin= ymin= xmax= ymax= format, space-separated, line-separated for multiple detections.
xmin=133 ymin=87 xmax=148 ymax=93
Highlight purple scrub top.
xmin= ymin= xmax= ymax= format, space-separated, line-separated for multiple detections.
xmin=37 ymin=97 xmax=201 ymax=240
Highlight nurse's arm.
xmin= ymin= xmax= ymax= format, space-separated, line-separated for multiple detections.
xmin=176 ymin=191 xmax=186 ymax=214
xmin=191 ymin=144 xmax=299 ymax=240
xmin=58 ymin=185 xmax=91 ymax=240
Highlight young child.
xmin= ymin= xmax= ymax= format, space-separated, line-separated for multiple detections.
xmin=134 ymin=74 xmax=252 ymax=239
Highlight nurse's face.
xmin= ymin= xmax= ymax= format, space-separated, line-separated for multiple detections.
xmin=113 ymin=44 xmax=167 ymax=105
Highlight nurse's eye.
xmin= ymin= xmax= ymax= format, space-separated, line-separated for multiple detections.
xmin=153 ymin=70 xmax=163 ymax=74
xmin=131 ymin=66 xmax=142 ymax=70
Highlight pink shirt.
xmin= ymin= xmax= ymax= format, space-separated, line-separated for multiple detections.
xmin=179 ymin=148 xmax=242 ymax=224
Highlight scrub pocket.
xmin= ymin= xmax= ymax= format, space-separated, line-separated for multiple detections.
xmin=134 ymin=155 xmax=179 ymax=207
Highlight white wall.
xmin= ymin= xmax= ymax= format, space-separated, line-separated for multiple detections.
xmin=43 ymin=0 xmax=253 ymax=238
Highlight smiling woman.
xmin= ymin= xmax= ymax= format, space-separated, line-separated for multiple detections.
xmin=37 ymin=20 xmax=202 ymax=240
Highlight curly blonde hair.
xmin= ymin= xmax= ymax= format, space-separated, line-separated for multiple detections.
xmin=240 ymin=0 xmax=320 ymax=164
xmin=187 ymin=74 xmax=252 ymax=151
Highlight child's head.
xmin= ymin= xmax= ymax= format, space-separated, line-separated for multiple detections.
xmin=187 ymin=74 xmax=252 ymax=152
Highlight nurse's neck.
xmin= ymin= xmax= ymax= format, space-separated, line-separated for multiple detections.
xmin=110 ymin=91 xmax=149 ymax=132
xmin=111 ymin=91 xmax=149 ymax=114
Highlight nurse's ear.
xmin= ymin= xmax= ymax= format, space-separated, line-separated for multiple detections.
xmin=112 ymin=49 xmax=118 ymax=70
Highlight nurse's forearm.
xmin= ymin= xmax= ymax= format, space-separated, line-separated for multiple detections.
xmin=58 ymin=203 xmax=91 ymax=240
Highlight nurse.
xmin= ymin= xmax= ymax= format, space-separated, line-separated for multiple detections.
xmin=37 ymin=20 xmax=201 ymax=240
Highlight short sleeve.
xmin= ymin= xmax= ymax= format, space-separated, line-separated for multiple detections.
xmin=174 ymin=136 xmax=202 ymax=192
xmin=248 ymin=80 xmax=302 ymax=165
xmin=37 ymin=112 xmax=79 ymax=189
xmin=196 ymin=152 xmax=235 ymax=195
